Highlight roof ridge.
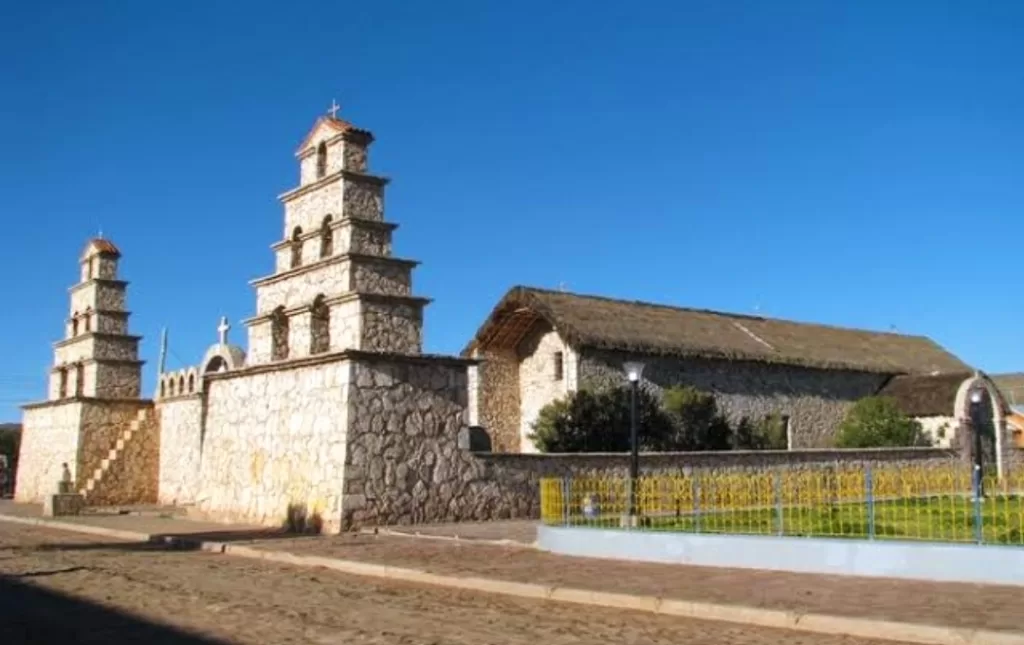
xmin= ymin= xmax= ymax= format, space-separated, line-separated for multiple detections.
xmin=517 ymin=285 xmax=929 ymax=340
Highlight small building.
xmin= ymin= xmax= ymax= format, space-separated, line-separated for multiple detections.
xmin=465 ymin=286 xmax=971 ymax=453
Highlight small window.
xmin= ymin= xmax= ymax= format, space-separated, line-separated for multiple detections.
xmin=553 ymin=351 xmax=564 ymax=381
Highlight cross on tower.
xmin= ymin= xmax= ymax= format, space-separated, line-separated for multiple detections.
xmin=327 ymin=99 xmax=341 ymax=119
xmin=217 ymin=316 xmax=230 ymax=345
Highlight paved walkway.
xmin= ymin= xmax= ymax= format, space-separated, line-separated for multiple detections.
xmin=3 ymin=501 xmax=1021 ymax=639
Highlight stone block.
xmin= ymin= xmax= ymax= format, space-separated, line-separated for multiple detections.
xmin=43 ymin=493 xmax=85 ymax=517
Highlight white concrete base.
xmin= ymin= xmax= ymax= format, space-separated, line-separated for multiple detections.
xmin=537 ymin=525 xmax=1024 ymax=587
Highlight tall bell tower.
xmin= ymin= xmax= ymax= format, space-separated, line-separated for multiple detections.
xmin=49 ymin=238 xmax=144 ymax=400
xmin=245 ymin=104 xmax=429 ymax=363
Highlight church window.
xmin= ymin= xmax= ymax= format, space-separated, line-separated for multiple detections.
xmin=290 ymin=227 xmax=303 ymax=269
xmin=74 ymin=363 xmax=84 ymax=397
xmin=271 ymin=306 xmax=289 ymax=361
xmin=177 ymin=374 xmax=185 ymax=395
xmin=319 ymin=215 xmax=334 ymax=258
xmin=187 ymin=373 xmax=195 ymax=393
xmin=553 ymin=351 xmax=564 ymax=381
xmin=71 ymin=313 xmax=79 ymax=337
xmin=58 ymin=367 xmax=68 ymax=398
xmin=310 ymin=295 xmax=330 ymax=355
xmin=316 ymin=142 xmax=327 ymax=179
xmin=83 ymin=308 xmax=92 ymax=333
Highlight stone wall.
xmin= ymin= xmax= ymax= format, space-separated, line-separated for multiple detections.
xmin=350 ymin=257 xmax=412 ymax=296
xmin=196 ymin=358 xmax=350 ymax=532
xmin=579 ymin=350 xmax=889 ymax=449
xmin=254 ymin=260 xmax=350 ymax=315
xmin=475 ymin=349 xmax=519 ymax=453
xmin=359 ymin=298 xmax=423 ymax=354
xmin=84 ymin=401 xmax=159 ymax=506
xmin=341 ymin=357 xmax=472 ymax=528
xmin=90 ymin=361 xmax=143 ymax=398
xmin=284 ymin=178 xmax=343 ymax=235
xmin=157 ymin=394 xmax=203 ymax=505
xmin=15 ymin=402 xmax=83 ymax=502
xmin=342 ymin=177 xmax=383 ymax=221
xmin=69 ymin=281 xmax=126 ymax=313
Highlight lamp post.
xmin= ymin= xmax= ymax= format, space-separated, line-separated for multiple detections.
xmin=624 ymin=361 xmax=645 ymax=521
xmin=969 ymin=387 xmax=985 ymax=499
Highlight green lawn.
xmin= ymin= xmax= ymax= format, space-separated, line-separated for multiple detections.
xmin=552 ymin=495 xmax=1024 ymax=545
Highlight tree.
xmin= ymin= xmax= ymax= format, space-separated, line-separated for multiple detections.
xmin=529 ymin=386 xmax=675 ymax=453
xmin=660 ymin=386 xmax=732 ymax=451
xmin=835 ymin=397 xmax=932 ymax=448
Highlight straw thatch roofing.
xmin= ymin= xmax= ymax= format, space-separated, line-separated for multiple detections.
xmin=465 ymin=286 xmax=970 ymax=375
xmin=875 ymin=372 xmax=973 ymax=417
xmin=991 ymin=373 xmax=1024 ymax=409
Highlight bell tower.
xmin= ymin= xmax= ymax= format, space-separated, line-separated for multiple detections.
xmin=49 ymin=238 xmax=144 ymax=400
xmin=245 ymin=104 xmax=429 ymax=363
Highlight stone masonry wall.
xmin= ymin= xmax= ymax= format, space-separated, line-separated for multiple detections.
xmin=15 ymin=402 xmax=83 ymax=502
xmin=359 ymin=299 xmax=423 ymax=354
xmin=341 ymin=358 xmax=471 ymax=528
xmin=69 ymin=282 xmax=126 ymax=313
xmin=350 ymin=258 xmax=412 ymax=296
xmin=83 ymin=401 xmax=159 ymax=506
xmin=91 ymin=362 xmax=142 ymax=398
xmin=342 ymin=177 xmax=383 ymax=221
xmin=157 ymin=395 xmax=203 ymax=506
xmin=284 ymin=178 xmax=343 ymax=236
xmin=476 ymin=349 xmax=520 ymax=453
xmin=459 ymin=447 xmax=959 ymax=521
xmin=255 ymin=261 xmax=350 ymax=315
xmin=197 ymin=359 xmax=350 ymax=532
xmin=578 ymin=350 xmax=888 ymax=449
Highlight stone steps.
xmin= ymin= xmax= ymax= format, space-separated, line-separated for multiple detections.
xmin=80 ymin=408 xmax=149 ymax=497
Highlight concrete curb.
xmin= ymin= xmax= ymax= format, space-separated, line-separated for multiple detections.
xmin=2 ymin=513 xmax=1021 ymax=645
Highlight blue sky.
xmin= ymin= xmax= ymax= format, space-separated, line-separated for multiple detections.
xmin=1 ymin=1 xmax=1022 ymax=420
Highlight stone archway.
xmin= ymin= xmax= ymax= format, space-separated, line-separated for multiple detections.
xmin=954 ymin=373 xmax=1008 ymax=481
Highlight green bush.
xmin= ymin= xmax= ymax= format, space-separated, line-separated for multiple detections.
xmin=528 ymin=386 xmax=675 ymax=453
xmin=660 ymin=386 xmax=732 ymax=451
xmin=835 ymin=397 xmax=932 ymax=448
xmin=733 ymin=413 xmax=789 ymax=450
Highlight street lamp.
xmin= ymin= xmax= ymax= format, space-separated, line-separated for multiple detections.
xmin=969 ymin=386 xmax=985 ymax=499
xmin=624 ymin=361 xmax=645 ymax=521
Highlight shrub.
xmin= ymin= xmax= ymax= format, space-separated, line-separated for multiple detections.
xmin=835 ymin=397 xmax=932 ymax=448
xmin=529 ymin=386 xmax=675 ymax=453
xmin=733 ymin=413 xmax=789 ymax=450
xmin=660 ymin=386 xmax=732 ymax=451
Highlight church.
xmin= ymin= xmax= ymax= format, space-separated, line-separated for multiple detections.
xmin=15 ymin=108 xmax=1020 ymax=532
xmin=16 ymin=110 xmax=478 ymax=532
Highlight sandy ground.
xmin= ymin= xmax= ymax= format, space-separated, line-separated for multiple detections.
xmin=0 ymin=523 xmax=906 ymax=645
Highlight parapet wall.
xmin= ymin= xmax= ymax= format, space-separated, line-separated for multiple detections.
xmin=157 ymin=393 xmax=204 ymax=506
xmin=157 ymin=367 xmax=201 ymax=400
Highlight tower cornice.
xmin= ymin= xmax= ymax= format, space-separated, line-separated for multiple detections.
xmin=68 ymin=278 xmax=129 ymax=293
xmin=249 ymin=252 xmax=420 ymax=288
xmin=278 ymin=169 xmax=389 ymax=204
xmin=52 ymin=331 xmax=143 ymax=349
xmin=268 ymin=216 xmax=398 ymax=251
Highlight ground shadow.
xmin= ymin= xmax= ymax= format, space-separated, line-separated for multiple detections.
xmin=27 ymin=526 xmax=322 ymax=554
xmin=0 ymin=574 xmax=234 ymax=644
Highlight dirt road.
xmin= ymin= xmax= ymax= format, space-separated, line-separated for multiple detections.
xmin=0 ymin=522 xmax=905 ymax=645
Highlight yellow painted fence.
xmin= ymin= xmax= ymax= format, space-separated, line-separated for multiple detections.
xmin=540 ymin=462 xmax=1024 ymax=546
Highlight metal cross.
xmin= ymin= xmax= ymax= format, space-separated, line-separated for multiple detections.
xmin=327 ymin=99 xmax=341 ymax=119
xmin=217 ymin=316 xmax=230 ymax=345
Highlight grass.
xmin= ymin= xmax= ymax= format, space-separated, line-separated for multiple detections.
xmin=551 ymin=495 xmax=1024 ymax=546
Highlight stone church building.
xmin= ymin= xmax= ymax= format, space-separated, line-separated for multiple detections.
xmin=464 ymin=286 xmax=973 ymax=453
xmin=17 ymin=111 xmax=478 ymax=532
xmin=15 ymin=109 xmax=1017 ymax=532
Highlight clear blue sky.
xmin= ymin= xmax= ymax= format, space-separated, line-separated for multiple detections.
xmin=1 ymin=0 xmax=1022 ymax=420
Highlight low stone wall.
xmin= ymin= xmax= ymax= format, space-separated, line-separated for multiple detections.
xmin=365 ymin=447 xmax=958 ymax=528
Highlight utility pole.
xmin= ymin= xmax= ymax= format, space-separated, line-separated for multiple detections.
xmin=157 ymin=328 xmax=168 ymax=375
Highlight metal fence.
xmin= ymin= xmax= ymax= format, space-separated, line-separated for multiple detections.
xmin=539 ymin=462 xmax=1024 ymax=546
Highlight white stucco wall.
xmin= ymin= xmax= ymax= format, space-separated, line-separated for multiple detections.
xmin=917 ymin=415 xmax=956 ymax=448
xmin=15 ymin=403 xmax=82 ymax=502
xmin=517 ymin=325 xmax=575 ymax=453
xmin=196 ymin=360 xmax=350 ymax=532
xmin=157 ymin=396 xmax=203 ymax=506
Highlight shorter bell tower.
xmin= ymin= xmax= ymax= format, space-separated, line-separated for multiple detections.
xmin=48 ymin=238 xmax=144 ymax=400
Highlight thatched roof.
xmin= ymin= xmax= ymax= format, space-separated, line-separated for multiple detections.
xmin=991 ymin=373 xmax=1024 ymax=409
xmin=465 ymin=286 xmax=970 ymax=375
xmin=875 ymin=372 xmax=972 ymax=417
